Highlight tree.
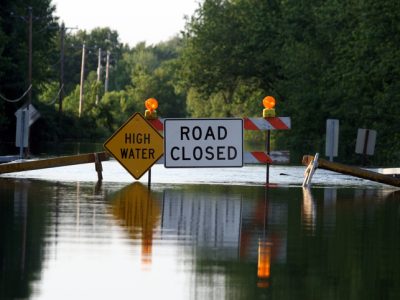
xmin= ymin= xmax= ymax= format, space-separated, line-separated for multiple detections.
xmin=182 ymin=0 xmax=246 ymax=103
xmin=181 ymin=0 xmax=400 ymax=164
xmin=121 ymin=39 xmax=187 ymax=118
xmin=0 ymin=0 xmax=58 ymax=143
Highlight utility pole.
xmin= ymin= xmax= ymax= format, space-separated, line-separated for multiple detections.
xmin=59 ymin=22 xmax=65 ymax=114
xmin=59 ymin=24 xmax=77 ymax=115
xmin=79 ymin=43 xmax=86 ymax=118
xmin=105 ymin=50 xmax=110 ymax=93
xmin=96 ymin=48 xmax=102 ymax=105
xmin=28 ymin=6 xmax=32 ymax=107
xmin=25 ymin=6 xmax=33 ymax=157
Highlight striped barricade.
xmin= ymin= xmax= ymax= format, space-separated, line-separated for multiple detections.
xmin=243 ymin=117 xmax=290 ymax=131
xmin=148 ymin=117 xmax=291 ymax=165
xmin=149 ymin=117 xmax=291 ymax=131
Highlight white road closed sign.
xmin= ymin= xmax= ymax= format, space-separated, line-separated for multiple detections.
xmin=164 ymin=118 xmax=243 ymax=168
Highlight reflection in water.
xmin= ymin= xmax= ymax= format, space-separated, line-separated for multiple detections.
xmin=14 ymin=180 xmax=29 ymax=275
xmin=1 ymin=179 xmax=400 ymax=299
xmin=110 ymin=182 xmax=160 ymax=267
xmin=302 ymin=187 xmax=316 ymax=235
xmin=256 ymin=189 xmax=272 ymax=289
xmin=257 ymin=240 xmax=272 ymax=288
xmin=323 ymin=188 xmax=337 ymax=233
xmin=161 ymin=188 xmax=242 ymax=254
xmin=76 ymin=182 xmax=80 ymax=231
xmin=0 ymin=179 xmax=48 ymax=300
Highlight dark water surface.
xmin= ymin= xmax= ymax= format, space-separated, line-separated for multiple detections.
xmin=1 ymin=179 xmax=399 ymax=299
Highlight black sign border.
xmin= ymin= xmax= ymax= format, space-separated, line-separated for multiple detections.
xmin=163 ymin=118 xmax=244 ymax=168
xmin=103 ymin=112 xmax=164 ymax=180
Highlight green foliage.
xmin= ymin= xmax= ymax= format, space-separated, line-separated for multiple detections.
xmin=2 ymin=0 xmax=400 ymax=166
xmin=181 ymin=0 xmax=400 ymax=166
xmin=0 ymin=0 xmax=58 ymax=143
xmin=121 ymin=39 xmax=186 ymax=118
xmin=181 ymin=0 xmax=282 ymax=106
xmin=61 ymin=27 xmax=123 ymax=95
xmin=186 ymin=79 xmax=265 ymax=118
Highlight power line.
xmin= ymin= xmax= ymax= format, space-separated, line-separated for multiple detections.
xmin=48 ymin=84 xmax=64 ymax=105
xmin=0 ymin=85 xmax=32 ymax=103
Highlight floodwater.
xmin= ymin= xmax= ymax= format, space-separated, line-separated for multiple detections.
xmin=1 ymin=162 xmax=400 ymax=299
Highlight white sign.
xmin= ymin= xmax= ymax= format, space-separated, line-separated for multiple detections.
xmin=355 ymin=128 xmax=377 ymax=155
xmin=15 ymin=104 xmax=41 ymax=148
xmin=325 ymin=119 xmax=339 ymax=161
xmin=164 ymin=118 xmax=243 ymax=168
xmin=15 ymin=104 xmax=40 ymax=126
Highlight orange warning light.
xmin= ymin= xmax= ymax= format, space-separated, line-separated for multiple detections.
xmin=145 ymin=98 xmax=158 ymax=119
xmin=145 ymin=98 xmax=158 ymax=112
xmin=262 ymin=96 xmax=276 ymax=109
xmin=262 ymin=96 xmax=276 ymax=117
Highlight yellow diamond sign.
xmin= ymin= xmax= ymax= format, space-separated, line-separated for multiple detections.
xmin=104 ymin=112 xmax=164 ymax=179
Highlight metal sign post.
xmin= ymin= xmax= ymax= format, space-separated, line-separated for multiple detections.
xmin=15 ymin=104 xmax=40 ymax=159
xmin=355 ymin=128 xmax=377 ymax=165
xmin=17 ymin=110 xmax=28 ymax=158
xmin=266 ymin=130 xmax=271 ymax=185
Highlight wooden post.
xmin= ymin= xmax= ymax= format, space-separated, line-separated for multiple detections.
xmin=302 ymin=155 xmax=400 ymax=187
xmin=94 ymin=153 xmax=103 ymax=181
xmin=26 ymin=7 xmax=33 ymax=158
xmin=148 ymin=169 xmax=151 ymax=190
xmin=59 ymin=22 xmax=65 ymax=114
xmin=28 ymin=7 xmax=32 ymax=108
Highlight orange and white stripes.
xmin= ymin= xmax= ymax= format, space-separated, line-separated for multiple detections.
xmin=149 ymin=117 xmax=291 ymax=131
xmin=147 ymin=117 xmax=291 ymax=164
xmin=244 ymin=151 xmax=290 ymax=164
xmin=243 ymin=117 xmax=291 ymax=130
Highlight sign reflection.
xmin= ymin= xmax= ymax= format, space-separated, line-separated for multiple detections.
xmin=302 ymin=188 xmax=316 ymax=235
xmin=257 ymin=240 xmax=272 ymax=288
xmin=2 ymin=178 xmax=400 ymax=299
xmin=110 ymin=182 xmax=160 ymax=266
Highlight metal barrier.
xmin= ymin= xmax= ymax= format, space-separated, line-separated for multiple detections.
xmin=148 ymin=117 xmax=291 ymax=165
